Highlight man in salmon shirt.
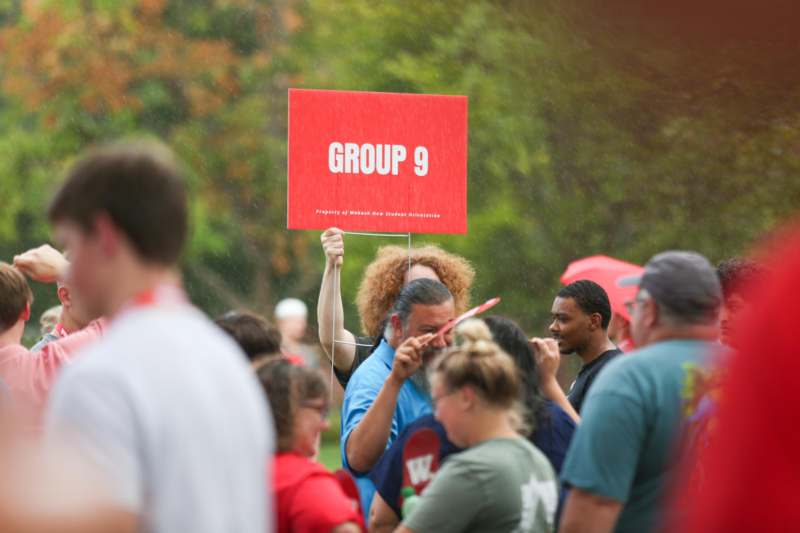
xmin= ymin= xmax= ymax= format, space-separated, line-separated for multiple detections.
xmin=0 ymin=255 xmax=104 ymax=420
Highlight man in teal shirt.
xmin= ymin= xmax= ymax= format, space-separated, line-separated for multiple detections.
xmin=560 ymin=251 xmax=722 ymax=533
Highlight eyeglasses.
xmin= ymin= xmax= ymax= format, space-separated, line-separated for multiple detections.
xmin=624 ymin=295 xmax=649 ymax=316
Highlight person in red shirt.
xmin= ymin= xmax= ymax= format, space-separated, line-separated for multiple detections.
xmin=676 ymin=224 xmax=800 ymax=531
xmin=256 ymin=359 xmax=363 ymax=533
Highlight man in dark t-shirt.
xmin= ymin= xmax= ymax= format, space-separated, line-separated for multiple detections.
xmin=566 ymin=345 xmax=622 ymax=413
xmin=535 ymin=280 xmax=621 ymax=421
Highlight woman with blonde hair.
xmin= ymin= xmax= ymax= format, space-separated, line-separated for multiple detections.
xmin=317 ymin=228 xmax=474 ymax=387
xmin=396 ymin=319 xmax=558 ymax=533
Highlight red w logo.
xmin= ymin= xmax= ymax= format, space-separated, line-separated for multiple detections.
xmin=406 ymin=454 xmax=434 ymax=486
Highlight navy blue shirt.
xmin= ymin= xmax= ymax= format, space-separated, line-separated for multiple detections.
xmin=371 ymin=401 xmax=575 ymax=518
xmin=567 ymin=348 xmax=623 ymax=413
xmin=532 ymin=400 xmax=577 ymax=474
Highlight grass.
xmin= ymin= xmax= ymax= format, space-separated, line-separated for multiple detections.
xmin=319 ymin=407 xmax=342 ymax=470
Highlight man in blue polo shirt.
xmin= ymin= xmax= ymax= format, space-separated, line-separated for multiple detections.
xmin=341 ymin=278 xmax=455 ymax=521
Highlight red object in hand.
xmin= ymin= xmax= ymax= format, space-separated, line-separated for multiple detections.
xmin=429 ymin=296 xmax=501 ymax=344
xmin=402 ymin=428 xmax=441 ymax=498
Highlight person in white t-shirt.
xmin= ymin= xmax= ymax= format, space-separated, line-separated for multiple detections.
xmin=35 ymin=140 xmax=273 ymax=533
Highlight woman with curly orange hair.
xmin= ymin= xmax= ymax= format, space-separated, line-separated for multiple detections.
xmin=317 ymin=228 xmax=474 ymax=388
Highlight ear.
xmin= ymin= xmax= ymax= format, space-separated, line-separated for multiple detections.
xmin=56 ymin=285 xmax=71 ymax=308
xmin=92 ymin=212 xmax=122 ymax=259
xmin=390 ymin=314 xmax=404 ymax=345
xmin=457 ymin=386 xmax=476 ymax=410
xmin=21 ymin=301 xmax=31 ymax=323
xmin=589 ymin=312 xmax=603 ymax=331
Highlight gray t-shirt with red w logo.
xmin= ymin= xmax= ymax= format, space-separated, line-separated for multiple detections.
xmin=403 ymin=437 xmax=558 ymax=533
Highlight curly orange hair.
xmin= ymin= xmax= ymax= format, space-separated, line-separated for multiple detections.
xmin=355 ymin=245 xmax=475 ymax=337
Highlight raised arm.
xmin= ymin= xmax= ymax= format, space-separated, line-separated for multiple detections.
xmin=13 ymin=244 xmax=70 ymax=284
xmin=530 ymin=337 xmax=581 ymax=424
xmin=317 ymin=228 xmax=358 ymax=372
xmin=345 ymin=335 xmax=431 ymax=473
xmin=7 ymin=245 xmax=104 ymax=413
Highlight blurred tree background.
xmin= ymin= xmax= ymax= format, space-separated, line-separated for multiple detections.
xmin=1 ymin=0 xmax=799 ymax=348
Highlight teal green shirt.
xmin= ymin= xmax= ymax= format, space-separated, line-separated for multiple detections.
xmin=561 ymin=339 xmax=716 ymax=533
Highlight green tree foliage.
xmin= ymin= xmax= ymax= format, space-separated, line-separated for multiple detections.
xmin=0 ymin=0 xmax=798 ymax=340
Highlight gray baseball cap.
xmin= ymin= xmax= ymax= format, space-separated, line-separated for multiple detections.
xmin=620 ymin=251 xmax=722 ymax=320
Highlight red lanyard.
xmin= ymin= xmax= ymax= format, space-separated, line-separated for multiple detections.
xmin=116 ymin=284 xmax=188 ymax=320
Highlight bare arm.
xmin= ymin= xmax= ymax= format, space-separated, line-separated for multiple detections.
xmin=559 ymin=488 xmax=623 ymax=533
xmin=530 ymin=337 xmax=581 ymax=423
xmin=0 ymin=430 xmax=137 ymax=533
xmin=13 ymin=244 xmax=69 ymax=283
xmin=0 ymin=508 xmax=136 ymax=533
xmin=346 ymin=335 xmax=431 ymax=473
xmin=317 ymin=228 xmax=357 ymax=372
xmin=346 ymin=373 xmax=402 ymax=473
xmin=369 ymin=491 xmax=400 ymax=533
xmin=393 ymin=526 xmax=415 ymax=533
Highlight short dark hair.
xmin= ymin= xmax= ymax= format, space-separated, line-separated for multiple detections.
xmin=47 ymin=141 xmax=188 ymax=266
xmin=717 ymin=257 xmax=766 ymax=301
xmin=256 ymin=359 xmax=328 ymax=452
xmin=0 ymin=263 xmax=32 ymax=333
xmin=215 ymin=311 xmax=282 ymax=362
xmin=389 ymin=278 xmax=453 ymax=326
xmin=557 ymin=280 xmax=612 ymax=329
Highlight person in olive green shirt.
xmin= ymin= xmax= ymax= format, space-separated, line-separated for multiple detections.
xmin=398 ymin=319 xmax=558 ymax=533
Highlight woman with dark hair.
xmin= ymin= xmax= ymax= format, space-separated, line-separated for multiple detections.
xmin=482 ymin=316 xmax=576 ymax=473
xmin=368 ymin=316 xmax=575 ymax=532
xmin=256 ymin=360 xmax=363 ymax=533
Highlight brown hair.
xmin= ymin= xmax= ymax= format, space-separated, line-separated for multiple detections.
xmin=0 ymin=263 xmax=32 ymax=333
xmin=48 ymin=140 xmax=188 ymax=266
xmin=215 ymin=310 xmax=282 ymax=362
xmin=356 ymin=244 xmax=475 ymax=337
xmin=256 ymin=359 xmax=328 ymax=453
xmin=433 ymin=319 xmax=520 ymax=411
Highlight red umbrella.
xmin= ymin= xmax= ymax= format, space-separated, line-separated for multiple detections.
xmin=560 ymin=255 xmax=643 ymax=321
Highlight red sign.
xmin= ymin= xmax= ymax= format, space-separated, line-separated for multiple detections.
xmin=287 ymin=89 xmax=468 ymax=234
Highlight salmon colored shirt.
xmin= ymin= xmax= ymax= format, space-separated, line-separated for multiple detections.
xmin=0 ymin=319 xmax=105 ymax=421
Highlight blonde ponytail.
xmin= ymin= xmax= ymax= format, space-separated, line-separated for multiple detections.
xmin=433 ymin=319 xmax=520 ymax=411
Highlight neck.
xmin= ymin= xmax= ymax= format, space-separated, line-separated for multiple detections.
xmin=464 ymin=407 xmax=518 ymax=447
xmin=577 ymin=334 xmax=616 ymax=364
xmin=106 ymin=261 xmax=180 ymax=316
xmin=642 ymin=324 xmax=719 ymax=346
xmin=0 ymin=320 xmax=24 ymax=349
xmin=283 ymin=338 xmax=301 ymax=353
xmin=58 ymin=310 xmax=80 ymax=334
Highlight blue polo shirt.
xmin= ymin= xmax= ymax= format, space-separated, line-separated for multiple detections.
xmin=340 ymin=338 xmax=432 ymax=522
